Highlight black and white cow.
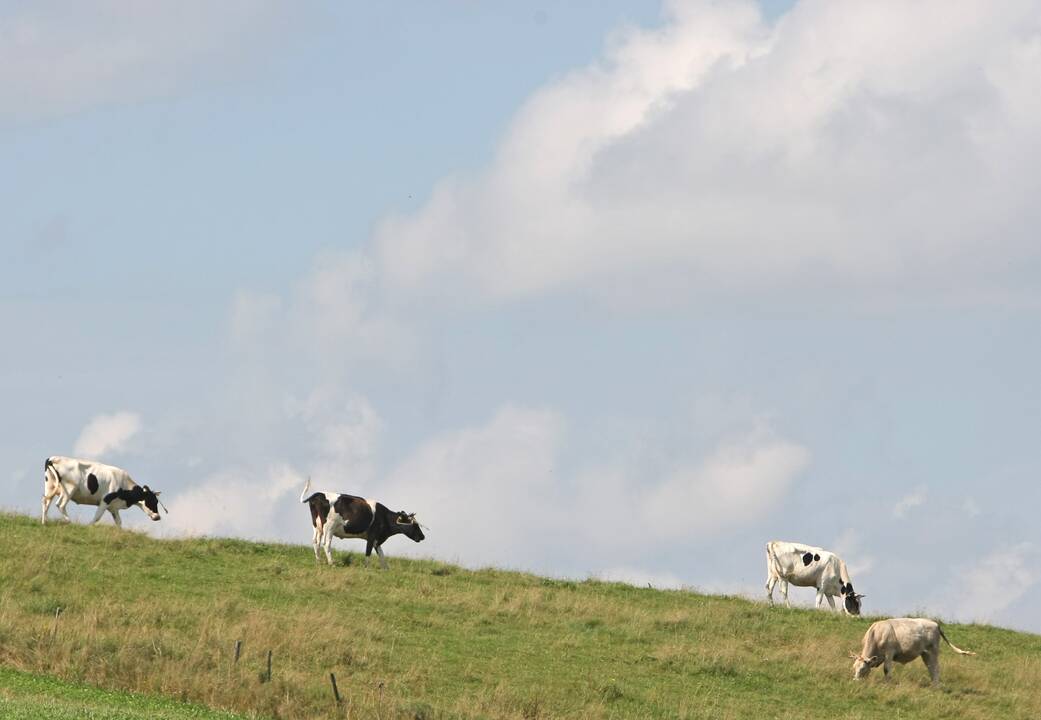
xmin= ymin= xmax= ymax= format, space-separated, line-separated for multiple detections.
xmin=299 ymin=478 xmax=424 ymax=567
xmin=765 ymin=540 xmax=864 ymax=615
xmin=42 ymin=456 xmax=166 ymax=527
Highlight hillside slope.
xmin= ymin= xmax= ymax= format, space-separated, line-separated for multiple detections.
xmin=0 ymin=666 xmax=246 ymax=719
xmin=0 ymin=513 xmax=1038 ymax=719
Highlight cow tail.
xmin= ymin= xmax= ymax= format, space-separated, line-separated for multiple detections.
xmin=299 ymin=477 xmax=313 ymax=503
xmin=938 ymin=625 xmax=976 ymax=656
xmin=45 ymin=458 xmax=62 ymax=489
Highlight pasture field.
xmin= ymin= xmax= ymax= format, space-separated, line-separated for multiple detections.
xmin=0 ymin=665 xmax=246 ymax=719
xmin=0 ymin=512 xmax=1039 ymax=719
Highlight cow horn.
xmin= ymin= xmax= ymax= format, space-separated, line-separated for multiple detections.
xmin=158 ymin=498 xmax=169 ymax=514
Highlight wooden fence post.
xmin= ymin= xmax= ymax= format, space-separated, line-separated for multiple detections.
xmin=266 ymin=650 xmax=272 ymax=683
xmin=234 ymin=640 xmax=242 ymax=664
xmin=330 ymin=673 xmax=341 ymax=704
xmin=50 ymin=607 xmax=63 ymax=639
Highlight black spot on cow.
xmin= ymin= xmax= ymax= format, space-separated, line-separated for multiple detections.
xmin=802 ymin=552 xmax=814 ymax=566
xmin=814 ymin=553 xmax=820 ymax=562
xmin=87 ymin=473 xmax=99 ymax=495
xmin=103 ymin=485 xmax=162 ymax=518
xmin=332 ymin=494 xmax=377 ymax=535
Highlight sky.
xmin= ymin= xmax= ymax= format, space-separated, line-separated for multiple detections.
xmin=3 ymin=0 xmax=1040 ymax=634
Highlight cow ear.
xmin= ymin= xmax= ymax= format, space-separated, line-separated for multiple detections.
xmin=154 ymin=491 xmax=161 ymax=496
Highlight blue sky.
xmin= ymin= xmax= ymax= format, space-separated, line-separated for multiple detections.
xmin=3 ymin=1 xmax=1041 ymax=633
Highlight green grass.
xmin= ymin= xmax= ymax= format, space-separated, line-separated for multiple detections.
xmin=0 ymin=665 xmax=246 ymax=719
xmin=1 ymin=512 xmax=1039 ymax=719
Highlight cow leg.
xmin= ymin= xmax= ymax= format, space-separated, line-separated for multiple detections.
xmin=375 ymin=543 xmax=388 ymax=570
xmin=825 ymin=594 xmax=837 ymax=611
xmin=815 ymin=589 xmax=826 ymax=609
xmin=321 ymin=524 xmax=335 ymax=566
xmin=91 ymin=504 xmax=108 ymax=524
xmin=922 ymin=652 xmax=940 ymax=686
xmin=110 ymin=509 xmax=122 ymax=528
xmin=780 ymin=580 xmax=791 ymax=608
xmin=883 ymin=658 xmax=893 ymax=680
xmin=42 ymin=488 xmax=58 ymax=524
xmin=364 ymin=538 xmax=375 ymax=568
xmin=311 ymin=521 xmax=322 ymax=564
xmin=56 ymin=492 xmax=73 ymax=522
xmin=765 ymin=575 xmax=777 ymax=604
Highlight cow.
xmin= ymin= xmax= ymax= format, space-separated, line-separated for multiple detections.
xmin=299 ymin=478 xmax=424 ymax=568
xmin=851 ymin=618 xmax=976 ymax=686
xmin=42 ymin=456 xmax=166 ymax=527
xmin=765 ymin=540 xmax=864 ymax=615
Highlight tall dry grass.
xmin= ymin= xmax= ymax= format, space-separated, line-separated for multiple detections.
xmin=1 ymin=513 xmax=1038 ymax=719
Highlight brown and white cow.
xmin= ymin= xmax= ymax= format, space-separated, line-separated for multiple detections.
xmin=299 ymin=478 xmax=424 ymax=567
xmin=42 ymin=456 xmax=166 ymax=527
xmin=851 ymin=618 xmax=976 ymax=686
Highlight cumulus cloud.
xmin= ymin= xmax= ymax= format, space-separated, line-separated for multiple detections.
xmin=892 ymin=486 xmax=927 ymax=519
xmin=161 ymin=463 xmax=304 ymax=540
xmin=74 ymin=411 xmax=141 ymax=458
xmin=379 ymin=407 xmax=807 ymax=573
xmin=949 ymin=543 xmax=1040 ymax=622
xmin=0 ymin=0 xmax=301 ymax=124
xmin=375 ymin=0 xmax=1041 ymax=307
xmin=382 ymin=406 xmax=566 ymax=568
xmin=643 ymin=429 xmax=810 ymax=539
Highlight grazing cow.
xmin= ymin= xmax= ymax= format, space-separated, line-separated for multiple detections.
xmin=851 ymin=618 xmax=975 ymax=686
xmin=765 ymin=540 xmax=864 ymax=615
xmin=42 ymin=456 xmax=166 ymax=527
xmin=299 ymin=478 xmax=424 ymax=567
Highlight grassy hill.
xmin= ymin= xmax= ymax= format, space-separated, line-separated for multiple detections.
xmin=0 ymin=665 xmax=246 ymax=719
xmin=0 ymin=513 xmax=1038 ymax=720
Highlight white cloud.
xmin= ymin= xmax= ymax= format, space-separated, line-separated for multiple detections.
xmin=382 ymin=406 xmax=566 ymax=568
xmin=375 ymin=0 xmax=1041 ymax=308
xmin=0 ymin=1 xmax=300 ymax=124
xmin=379 ymin=407 xmax=807 ymax=572
xmin=290 ymin=388 xmax=385 ymax=490
xmin=229 ymin=290 xmax=283 ymax=348
xmin=950 ymin=543 xmax=1040 ymax=622
xmin=74 ymin=411 xmax=141 ymax=458
xmin=892 ymin=486 xmax=927 ymax=519
xmin=831 ymin=528 xmax=875 ymax=578
xmin=642 ymin=429 xmax=810 ymax=539
xmin=161 ymin=463 xmax=303 ymax=540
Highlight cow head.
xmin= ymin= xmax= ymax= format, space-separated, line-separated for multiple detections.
xmin=849 ymin=652 xmax=881 ymax=679
xmin=840 ymin=583 xmax=864 ymax=615
xmin=139 ymin=485 xmax=166 ymax=521
xmin=395 ymin=512 xmax=425 ymax=542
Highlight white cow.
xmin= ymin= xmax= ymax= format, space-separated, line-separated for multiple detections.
xmin=851 ymin=618 xmax=975 ymax=686
xmin=42 ymin=456 xmax=166 ymax=527
xmin=765 ymin=540 xmax=864 ymax=615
